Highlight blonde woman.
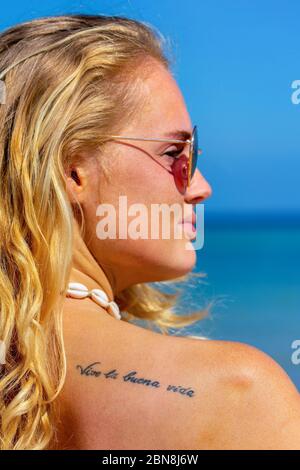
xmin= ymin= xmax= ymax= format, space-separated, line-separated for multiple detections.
xmin=0 ymin=14 xmax=299 ymax=450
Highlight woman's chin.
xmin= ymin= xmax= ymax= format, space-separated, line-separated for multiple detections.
xmin=176 ymin=242 xmax=197 ymax=271
xmin=159 ymin=242 xmax=197 ymax=279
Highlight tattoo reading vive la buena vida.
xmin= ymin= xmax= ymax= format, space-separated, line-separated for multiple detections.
xmin=76 ymin=362 xmax=196 ymax=398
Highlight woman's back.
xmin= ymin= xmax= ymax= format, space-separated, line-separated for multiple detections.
xmin=55 ymin=297 xmax=300 ymax=450
xmin=55 ymin=297 xmax=206 ymax=449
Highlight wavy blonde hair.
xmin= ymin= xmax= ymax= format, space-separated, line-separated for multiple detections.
xmin=0 ymin=14 xmax=212 ymax=450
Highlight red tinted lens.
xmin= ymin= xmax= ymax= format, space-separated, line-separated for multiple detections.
xmin=190 ymin=125 xmax=198 ymax=179
xmin=171 ymin=155 xmax=189 ymax=194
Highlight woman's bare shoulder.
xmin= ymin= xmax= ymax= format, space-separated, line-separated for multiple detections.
xmin=56 ymin=302 xmax=300 ymax=449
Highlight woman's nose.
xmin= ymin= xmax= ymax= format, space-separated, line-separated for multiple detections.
xmin=184 ymin=169 xmax=212 ymax=204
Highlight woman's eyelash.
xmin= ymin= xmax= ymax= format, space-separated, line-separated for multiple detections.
xmin=164 ymin=148 xmax=183 ymax=158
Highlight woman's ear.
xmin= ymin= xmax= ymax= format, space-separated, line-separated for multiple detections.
xmin=64 ymin=149 xmax=101 ymax=206
xmin=70 ymin=169 xmax=81 ymax=184
xmin=65 ymin=165 xmax=87 ymax=205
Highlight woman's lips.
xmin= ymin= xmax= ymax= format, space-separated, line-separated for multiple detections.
xmin=176 ymin=211 xmax=197 ymax=239
xmin=179 ymin=221 xmax=197 ymax=239
xmin=182 ymin=221 xmax=196 ymax=232
xmin=180 ymin=211 xmax=196 ymax=229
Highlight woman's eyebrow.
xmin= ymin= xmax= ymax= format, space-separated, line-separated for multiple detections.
xmin=162 ymin=129 xmax=192 ymax=141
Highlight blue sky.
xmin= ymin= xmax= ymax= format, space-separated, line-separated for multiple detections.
xmin=0 ymin=0 xmax=299 ymax=213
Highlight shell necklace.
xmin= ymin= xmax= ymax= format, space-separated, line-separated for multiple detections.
xmin=66 ymin=282 xmax=121 ymax=320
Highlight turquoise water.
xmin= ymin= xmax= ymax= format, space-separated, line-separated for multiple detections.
xmin=178 ymin=218 xmax=300 ymax=391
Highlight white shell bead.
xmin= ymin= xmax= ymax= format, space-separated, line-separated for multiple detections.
xmin=90 ymin=289 xmax=109 ymax=308
xmin=68 ymin=282 xmax=89 ymax=293
xmin=67 ymin=282 xmax=89 ymax=299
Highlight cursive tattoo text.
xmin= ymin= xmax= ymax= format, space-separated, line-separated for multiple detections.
xmin=76 ymin=361 xmax=196 ymax=398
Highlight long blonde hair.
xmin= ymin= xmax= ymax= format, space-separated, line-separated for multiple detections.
xmin=0 ymin=14 xmax=212 ymax=450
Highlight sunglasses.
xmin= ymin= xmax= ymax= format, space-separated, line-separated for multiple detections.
xmin=99 ymin=125 xmax=202 ymax=195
